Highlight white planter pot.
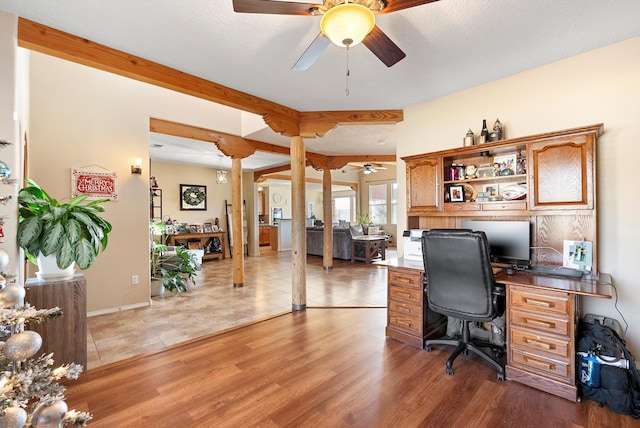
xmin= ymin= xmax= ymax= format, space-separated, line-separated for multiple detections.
xmin=36 ymin=253 xmax=75 ymax=281
xmin=150 ymin=279 xmax=165 ymax=297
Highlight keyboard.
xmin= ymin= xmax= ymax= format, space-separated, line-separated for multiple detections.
xmin=527 ymin=264 xmax=584 ymax=279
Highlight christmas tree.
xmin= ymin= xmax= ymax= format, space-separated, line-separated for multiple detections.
xmin=0 ymin=275 xmax=92 ymax=427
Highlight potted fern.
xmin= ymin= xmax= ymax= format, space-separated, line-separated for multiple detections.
xmin=17 ymin=178 xmax=112 ymax=280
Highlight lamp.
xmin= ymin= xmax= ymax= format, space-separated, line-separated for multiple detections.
xmin=131 ymin=158 xmax=142 ymax=175
xmin=320 ymin=1 xmax=375 ymax=48
xmin=216 ymin=155 xmax=227 ymax=184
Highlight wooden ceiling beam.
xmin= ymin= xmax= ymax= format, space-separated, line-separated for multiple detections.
xmin=261 ymin=174 xmax=358 ymax=191
xmin=17 ymin=18 xmax=300 ymax=131
xmin=299 ymin=110 xmax=404 ymax=138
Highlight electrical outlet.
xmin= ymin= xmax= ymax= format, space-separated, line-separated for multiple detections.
xmin=131 ymin=275 xmax=139 ymax=285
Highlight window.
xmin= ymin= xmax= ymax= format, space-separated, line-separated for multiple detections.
xmin=333 ymin=196 xmax=355 ymax=224
xmin=391 ymin=182 xmax=398 ymax=225
xmin=369 ymin=184 xmax=387 ymax=224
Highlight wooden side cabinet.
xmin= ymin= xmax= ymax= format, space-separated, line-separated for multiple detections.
xmin=24 ymin=274 xmax=87 ymax=368
xmin=385 ymin=265 xmax=446 ymax=348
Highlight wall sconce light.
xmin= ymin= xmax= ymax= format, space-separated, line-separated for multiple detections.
xmin=131 ymin=158 xmax=142 ymax=175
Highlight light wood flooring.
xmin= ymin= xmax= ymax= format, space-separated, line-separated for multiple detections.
xmin=67 ymin=306 xmax=633 ymax=427
xmin=86 ymin=249 xmax=390 ymax=368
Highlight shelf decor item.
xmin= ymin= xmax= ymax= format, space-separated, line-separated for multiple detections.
xmin=449 ymin=185 xmax=465 ymax=202
xmin=17 ymin=178 xmax=113 ymax=279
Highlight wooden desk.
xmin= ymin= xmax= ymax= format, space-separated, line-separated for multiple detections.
xmin=167 ymin=232 xmax=226 ymax=261
xmin=378 ymin=259 xmax=612 ymax=402
xmin=351 ymin=236 xmax=387 ymax=263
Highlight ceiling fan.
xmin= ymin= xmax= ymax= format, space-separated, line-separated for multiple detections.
xmin=232 ymin=0 xmax=440 ymax=71
xmin=356 ymin=163 xmax=388 ymax=174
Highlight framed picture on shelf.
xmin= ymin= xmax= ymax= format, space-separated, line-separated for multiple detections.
xmin=449 ymin=185 xmax=465 ymax=202
xmin=493 ymin=154 xmax=517 ymax=176
xmin=189 ymin=224 xmax=200 ymax=233
xmin=482 ymin=184 xmax=499 ymax=197
xmin=203 ymin=222 xmax=213 ymax=233
xmin=180 ymin=184 xmax=207 ymax=210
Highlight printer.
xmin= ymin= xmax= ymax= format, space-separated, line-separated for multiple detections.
xmin=403 ymin=229 xmax=427 ymax=261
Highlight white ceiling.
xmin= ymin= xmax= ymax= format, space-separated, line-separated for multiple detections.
xmin=2 ymin=0 xmax=639 ymax=171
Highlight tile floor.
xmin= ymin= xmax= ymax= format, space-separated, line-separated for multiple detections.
xmin=86 ymin=248 xmax=394 ymax=369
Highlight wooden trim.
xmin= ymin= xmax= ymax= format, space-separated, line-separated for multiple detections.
xmin=262 ymin=174 xmax=358 ymax=191
xmin=18 ymin=18 xmax=404 ymax=140
xmin=17 ymin=18 xmax=300 ymax=128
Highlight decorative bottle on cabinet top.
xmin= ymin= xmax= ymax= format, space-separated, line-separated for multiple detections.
xmin=479 ymin=119 xmax=489 ymax=144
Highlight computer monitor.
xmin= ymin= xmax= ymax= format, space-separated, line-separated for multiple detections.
xmin=461 ymin=220 xmax=531 ymax=266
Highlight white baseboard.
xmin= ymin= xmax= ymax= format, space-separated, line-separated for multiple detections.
xmin=88 ymin=301 xmax=150 ymax=317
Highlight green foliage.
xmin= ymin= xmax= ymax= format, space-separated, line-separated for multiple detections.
xmin=17 ymin=178 xmax=113 ymax=270
xmin=356 ymin=212 xmax=374 ymax=225
xmin=150 ymin=244 xmax=201 ymax=293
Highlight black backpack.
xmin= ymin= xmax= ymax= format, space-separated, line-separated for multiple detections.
xmin=577 ymin=316 xmax=640 ymax=418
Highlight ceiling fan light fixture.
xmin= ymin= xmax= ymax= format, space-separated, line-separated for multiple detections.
xmin=320 ymin=2 xmax=375 ymax=48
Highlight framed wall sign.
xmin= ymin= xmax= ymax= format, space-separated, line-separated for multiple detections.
xmin=180 ymin=184 xmax=207 ymax=210
xmin=72 ymin=167 xmax=118 ymax=200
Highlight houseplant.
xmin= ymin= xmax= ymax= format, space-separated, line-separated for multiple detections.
xmin=150 ymin=244 xmax=200 ymax=295
xmin=17 ymin=178 xmax=112 ymax=278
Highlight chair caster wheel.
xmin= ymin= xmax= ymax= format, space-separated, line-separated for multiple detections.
xmin=497 ymin=373 xmax=505 ymax=381
xmin=446 ymin=367 xmax=454 ymax=375
xmin=425 ymin=345 xmax=432 ymax=352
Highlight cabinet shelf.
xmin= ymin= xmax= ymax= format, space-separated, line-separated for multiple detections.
xmin=443 ymin=173 xmax=526 ymax=186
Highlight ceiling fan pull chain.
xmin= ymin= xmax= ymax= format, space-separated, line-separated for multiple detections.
xmin=345 ymin=45 xmax=350 ymax=96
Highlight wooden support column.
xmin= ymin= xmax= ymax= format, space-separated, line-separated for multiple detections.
xmin=291 ymin=136 xmax=306 ymax=311
xmin=231 ymin=158 xmax=244 ymax=287
xmin=322 ymin=168 xmax=333 ymax=270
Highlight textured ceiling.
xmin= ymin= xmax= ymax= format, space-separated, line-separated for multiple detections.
xmin=2 ymin=0 xmax=639 ymax=171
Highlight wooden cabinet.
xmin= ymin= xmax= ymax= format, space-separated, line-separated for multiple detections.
xmin=505 ymin=284 xmax=578 ymax=401
xmin=259 ymin=225 xmax=271 ymax=246
xmin=258 ymin=191 xmax=265 ymax=215
xmin=402 ymin=124 xmax=603 ymax=271
xmin=405 ymin=156 xmax=441 ymax=213
xmin=385 ymin=263 xmax=446 ymax=348
xmin=25 ymin=274 xmax=87 ymax=367
xmin=529 ymin=134 xmax=594 ymax=210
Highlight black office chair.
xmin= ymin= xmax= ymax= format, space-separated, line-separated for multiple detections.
xmin=422 ymin=229 xmax=505 ymax=380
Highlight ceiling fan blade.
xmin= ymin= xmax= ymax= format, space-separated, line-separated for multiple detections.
xmin=380 ymin=0 xmax=440 ymax=14
xmin=292 ymin=32 xmax=330 ymax=71
xmin=232 ymin=0 xmax=317 ymax=15
xmin=362 ymin=25 xmax=406 ymax=67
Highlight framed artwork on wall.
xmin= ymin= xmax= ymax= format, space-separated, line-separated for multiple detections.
xmin=180 ymin=184 xmax=207 ymax=210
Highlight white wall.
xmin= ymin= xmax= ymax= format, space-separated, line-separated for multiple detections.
xmin=0 ymin=12 xmax=21 ymax=282
xmin=27 ymin=50 xmax=247 ymax=314
xmin=398 ymin=36 xmax=640 ymax=354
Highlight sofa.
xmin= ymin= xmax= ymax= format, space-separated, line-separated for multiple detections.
xmin=306 ymin=227 xmax=355 ymax=260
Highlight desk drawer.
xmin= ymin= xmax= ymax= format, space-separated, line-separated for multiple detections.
xmin=509 ymin=348 xmax=572 ymax=382
xmin=388 ymin=270 xmax=422 ymax=290
xmin=510 ymin=326 xmax=571 ymax=359
xmin=509 ymin=308 xmax=570 ymax=336
xmin=389 ymin=286 xmax=422 ymax=304
xmin=388 ymin=299 xmax=421 ymax=317
xmin=509 ymin=286 xmax=570 ymax=316
xmin=388 ymin=310 xmax=421 ymax=335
